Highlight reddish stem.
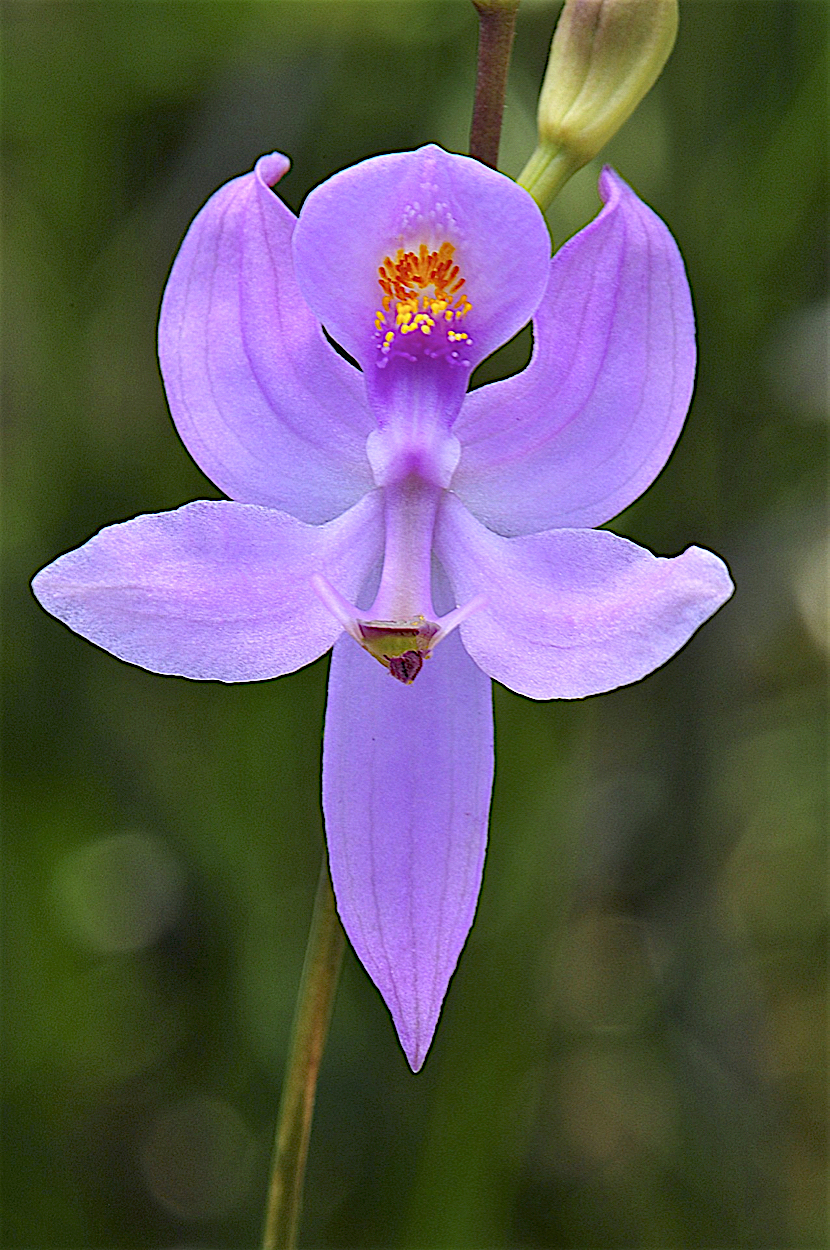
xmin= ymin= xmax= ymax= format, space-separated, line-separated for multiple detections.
xmin=469 ymin=1 xmax=521 ymax=167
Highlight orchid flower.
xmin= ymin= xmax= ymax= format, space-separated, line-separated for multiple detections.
xmin=33 ymin=145 xmax=733 ymax=1070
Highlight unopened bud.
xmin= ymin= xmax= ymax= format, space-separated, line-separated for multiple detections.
xmin=519 ymin=0 xmax=678 ymax=208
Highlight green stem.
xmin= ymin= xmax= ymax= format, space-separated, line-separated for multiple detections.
xmin=469 ymin=0 xmax=521 ymax=167
xmin=262 ymin=858 xmax=345 ymax=1250
xmin=516 ymin=141 xmax=579 ymax=211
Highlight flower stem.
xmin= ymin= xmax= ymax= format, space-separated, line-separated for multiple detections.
xmin=262 ymin=857 xmax=345 ymax=1250
xmin=469 ymin=0 xmax=521 ymax=168
xmin=517 ymin=141 xmax=577 ymax=210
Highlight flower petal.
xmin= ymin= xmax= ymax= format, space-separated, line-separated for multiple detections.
xmin=435 ymin=495 xmax=733 ymax=699
xmin=158 ymin=154 xmax=374 ymax=523
xmin=323 ymin=617 xmax=494 ymax=1071
xmin=32 ymin=494 xmax=383 ymax=681
xmin=292 ymin=145 xmax=550 ymax=373
xmin=452 ymin=168 xmax=696 ymax=534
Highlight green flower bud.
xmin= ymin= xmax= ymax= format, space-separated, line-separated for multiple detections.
xmin=519 ymin=0 xmax=678 ymax=209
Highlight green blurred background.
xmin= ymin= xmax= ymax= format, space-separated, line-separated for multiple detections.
xmin=3 ymin=1 xmax=827 ymax=1246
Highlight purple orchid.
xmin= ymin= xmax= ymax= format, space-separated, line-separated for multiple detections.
xmin=33 ymin=145 xmax=733 ymax=1070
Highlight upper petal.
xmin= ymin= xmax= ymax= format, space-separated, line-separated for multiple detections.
xmin=292 ymin=145 xmax=551 ymax=374
xmin=435 ymin=495 xmax=733 ymax=700
xmin=158 ymin=154 xmax=374 ymax=523
xmin=323 ymin=606 xmax=494 ymax=1071
xmin=452 ymin=168 xmax=696 ymax=534
xmin=32 ymin=494 xmax=383 ymax=681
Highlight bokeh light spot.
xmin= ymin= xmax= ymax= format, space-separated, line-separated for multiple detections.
xmin=53 ymin=830 xmax=183 ymax=953
xmin=140 ymin=1094 xmax=258 ymax=1222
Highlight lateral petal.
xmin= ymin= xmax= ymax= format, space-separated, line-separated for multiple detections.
xmin=323 ymin=620 xmax=494 ymax=1071
xmin=435 ymin=496 xmax=733 ymax=700
xmin=32 ymin=494 xmax=382 ymax=681
xmin=453 ymin=168 xmax=696 ymax=534
xmin=158 ymin=154 xmax=374 ymax=523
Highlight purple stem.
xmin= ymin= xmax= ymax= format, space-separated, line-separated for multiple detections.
xmin=469 ymin=0 xmax=521 ymax=167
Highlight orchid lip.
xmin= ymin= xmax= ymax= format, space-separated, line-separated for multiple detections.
xmin=311 ymin=574 xmax=485 ymax=683
xmin=373 ymin=239 xmax=473 ymax=369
